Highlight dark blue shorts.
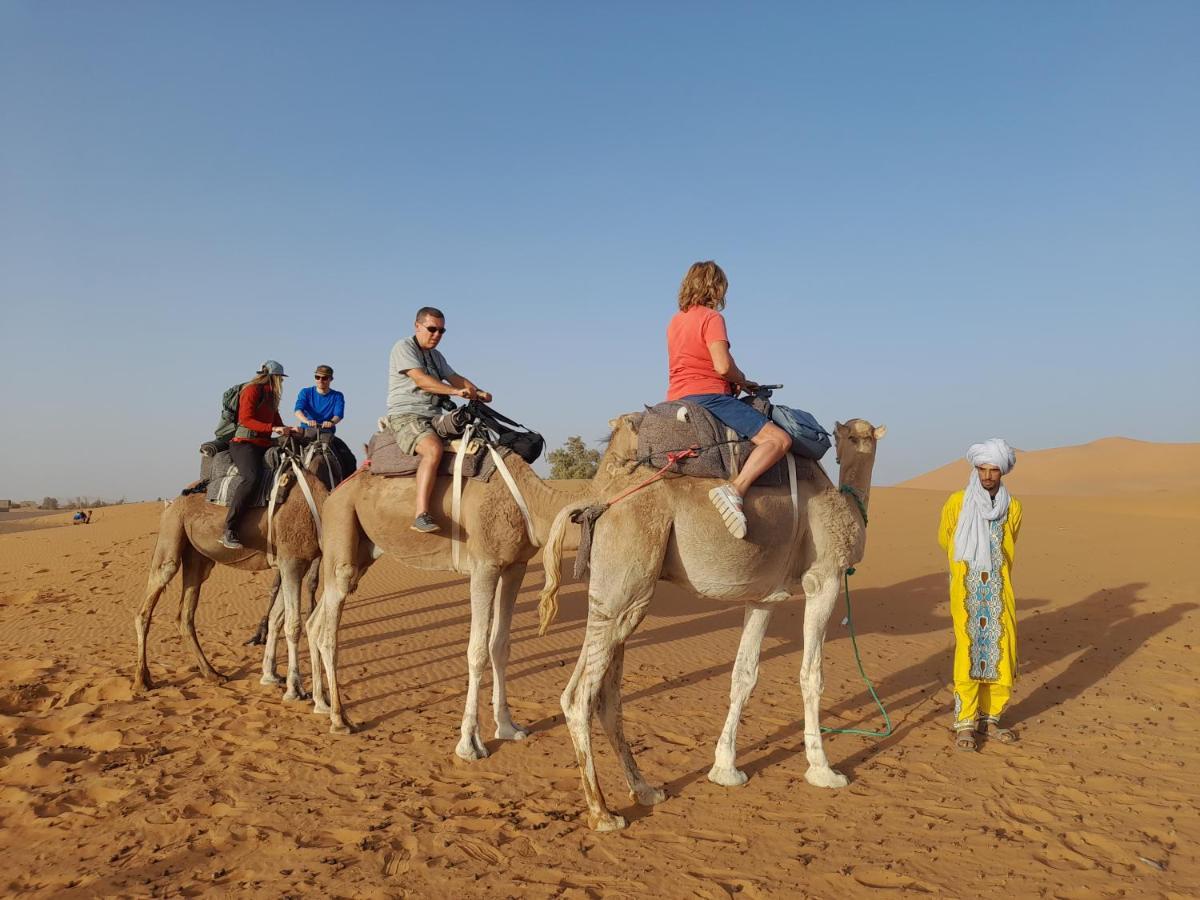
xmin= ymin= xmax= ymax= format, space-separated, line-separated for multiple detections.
xmin=677 ymin=393 xmax=769 ymax=439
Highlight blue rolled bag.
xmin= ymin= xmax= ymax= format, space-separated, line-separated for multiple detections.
xmin=766 ymin=402 xmax=832 ymax=460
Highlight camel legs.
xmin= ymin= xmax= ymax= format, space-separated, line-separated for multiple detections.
xmin=799 ymin=572 xmax=848 ymax=788
xmin=308 ymin=516 xmax=370 ymax=733
xmin=309 ymin=564 xmax=355 ymax=733
xmin=490 ymin=562 xmax=529 ymax=742
xmin=598 ymin=642 xmax=665 ymax=807
xmin=276 ymin=557 xmax=310 ymax=702
xmin=260 ymin=583 xmax=286 ymax=685
xmin=456 ymin=563 xmax=503 ymax=760
xmin=259 ymin=557 xmax=320 ymax=683
xmin=562 ymin=585 xmax=655 ymax=832
xmin=708 ymin=601 xmax=774 ymax=787
xmin=178 ymin=548 xmax=222 ymax=683
xmin=245 ymin=570 xmax=282 ymax=646
xmin=132 ymin=538 xmax=183 ymax=692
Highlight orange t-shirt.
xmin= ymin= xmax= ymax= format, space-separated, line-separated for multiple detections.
xmin=666 ymin=306 xmax=732 ymax=400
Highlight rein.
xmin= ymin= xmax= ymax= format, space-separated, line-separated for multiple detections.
xmin=602 ymin=447 xmax=700 ymax=509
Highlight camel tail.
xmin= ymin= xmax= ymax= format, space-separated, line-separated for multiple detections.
xmin=537 ymin=500 xmax=592 ymax=636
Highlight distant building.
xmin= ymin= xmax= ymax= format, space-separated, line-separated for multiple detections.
xmin=0 ymin=499 xmax=10 ymax=512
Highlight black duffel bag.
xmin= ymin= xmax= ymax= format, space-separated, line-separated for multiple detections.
xmin=467 ymin=402 xmax=545 ymax=464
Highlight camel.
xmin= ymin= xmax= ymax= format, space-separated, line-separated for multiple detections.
xmin=537 ymin=415 xmax=885 ymax=831
xmin=305 ymin=450 xmax=599 ymax=757
xmin=245 ymin=438 xmax=353 ymax=646
xmin=133 ymin=451 xmax=331 ymax=701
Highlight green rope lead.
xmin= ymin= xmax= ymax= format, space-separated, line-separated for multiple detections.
xmin=820 ymin=567 xmax=894 ymax=738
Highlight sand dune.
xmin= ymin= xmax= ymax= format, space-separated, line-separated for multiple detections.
xmin=1 ymin=456 xmax=1197 ymax=895
xmin=898 ymin=436 xmax=1200 ymax=496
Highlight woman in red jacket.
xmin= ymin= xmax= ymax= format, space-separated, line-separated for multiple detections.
xmin=222 ymin=360 xmax=296 ymax=549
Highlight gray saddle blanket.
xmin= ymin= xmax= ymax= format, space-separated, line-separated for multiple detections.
xmin=203 ymin=446 xmax=286 ymax=508
xmin=636 ymin=401 xmax=821 ymax=487
xmin=365 ymin=430 xmax=500 ymax=483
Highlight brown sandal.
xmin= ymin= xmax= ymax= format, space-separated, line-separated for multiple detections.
xmin=953 ymin=729 xmax=977 ymax=752
xmin=978 ymin=721 xmax=1018 ymax=744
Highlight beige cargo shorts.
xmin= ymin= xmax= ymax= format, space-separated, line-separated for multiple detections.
xmin=387 ymin=414 xmax=436 ymax=455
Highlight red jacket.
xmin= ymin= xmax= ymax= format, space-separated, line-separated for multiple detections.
xmin=233 ymin=382 xmax=284 ymax=446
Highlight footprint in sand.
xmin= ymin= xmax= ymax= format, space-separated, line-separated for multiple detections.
xmin=1063 ymin=830 xmax=1137 ymax=871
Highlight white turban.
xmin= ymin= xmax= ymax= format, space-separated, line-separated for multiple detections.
xmin=966 ymin=439 xmax=1016 ymax=475
xmin=953 ymin=439 xmax=1016 ymax=572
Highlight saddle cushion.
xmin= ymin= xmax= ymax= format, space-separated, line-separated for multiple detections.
xmin=364 ymin=430 xmax=500 ymax=482
xmin=636 ymin=401 xmax=822 ymax=487
xmin=203 ymin=447 xmax=285 ymax=508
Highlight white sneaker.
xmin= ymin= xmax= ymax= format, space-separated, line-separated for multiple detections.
xmin=708 ymin=484 xmax=747 ymax=539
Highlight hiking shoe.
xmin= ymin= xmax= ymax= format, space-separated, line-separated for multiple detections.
xmin=411 ymin=513 xmax=440 ymax=534
xmin=708 ymin=484 xmax=747 ymax=539
xmin=220 ymin=529 xmax=244 ymax=550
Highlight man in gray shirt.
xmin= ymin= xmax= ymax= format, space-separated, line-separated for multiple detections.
xmin=387 ymin=306 xmax=492 ymax=533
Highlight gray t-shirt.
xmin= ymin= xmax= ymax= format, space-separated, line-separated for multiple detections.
xmin=387 ymin=336 xmax=459 ymax=417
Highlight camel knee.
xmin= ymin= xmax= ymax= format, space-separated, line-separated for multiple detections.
xmin=467 ymin=644 xmax=488 ymax=672
xmin=332 ymin=563 xmax=357 ymax=594
xmin=799 ymin=665 xmax=823 ymax=697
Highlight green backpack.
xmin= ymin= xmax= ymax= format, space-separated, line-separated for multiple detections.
xmin=213 ymin=382 xmax=246 ymax=441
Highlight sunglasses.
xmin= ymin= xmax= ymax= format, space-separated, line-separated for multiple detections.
xmin=423 ymin=325 xmax=447 ymax=335
xmin=314 ymin=375 xmax=331 ymax=381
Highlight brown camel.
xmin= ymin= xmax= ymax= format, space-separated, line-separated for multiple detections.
xmin=133 ymin=459 xmax=329 ymax=701
xmin=537 ymin=416 xmax=886 ymax=831
xmin=305 ymin=451 xmax=597 ymax=756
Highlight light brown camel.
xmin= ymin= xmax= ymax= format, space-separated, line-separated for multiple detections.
xmin=537 ymin=416 xmax=885 ymax=831
xmin=133 ymin=463 xmax=329 ymax=701
xmin=305 ymin=453 xmax=597 ymax=756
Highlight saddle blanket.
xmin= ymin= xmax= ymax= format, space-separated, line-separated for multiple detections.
xmin=365 ymin=430 xmax=500 ymax=483
xmin=636 ymin=400 xmax=824 ymax=487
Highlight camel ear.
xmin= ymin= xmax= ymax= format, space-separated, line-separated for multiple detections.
xmin=834 ymin=421 xmax=847 ymax=436
xmin=873 ymin=424 xmax=887 ymax=440
xmin=608 ymin=417 xmax=620 ymax=429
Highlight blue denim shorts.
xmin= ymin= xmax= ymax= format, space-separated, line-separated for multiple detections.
xmin=677 ymin=393 xmax=769 ymax=439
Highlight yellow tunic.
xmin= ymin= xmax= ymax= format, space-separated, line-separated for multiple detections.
xmin=938 ymin=490 xmax=1023 ymax=690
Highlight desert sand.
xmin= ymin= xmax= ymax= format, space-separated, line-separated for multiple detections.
xmin=1 ymin=439 xmax=1197 ymax=897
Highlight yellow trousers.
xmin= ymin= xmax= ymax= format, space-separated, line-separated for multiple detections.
xmin=952 ymin=681 xmax=1011 ymax=731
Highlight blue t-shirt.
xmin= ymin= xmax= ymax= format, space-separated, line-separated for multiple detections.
xmin=295 ymin=386 xmax=345 ymax=429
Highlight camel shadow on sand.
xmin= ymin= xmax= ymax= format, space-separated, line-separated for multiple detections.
xmin=653 ymin=581 xmax=1194 ymax=803
xmin=326 ymin=569 xmax=1191 ymax=786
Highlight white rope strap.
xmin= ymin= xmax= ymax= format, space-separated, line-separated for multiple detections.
xmin=265 ymin=467 xmax=285 ymax=567
xmin=487 ymin=445 xmax=538 ymax=548
xmin=786 ymin=453 xmax=800 ymax=546
xmin=451 ymin=424 xmax=476 ymax=575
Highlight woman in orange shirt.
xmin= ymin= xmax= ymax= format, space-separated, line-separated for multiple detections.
xmin=667 ymin=261 xmax=791 ymax=539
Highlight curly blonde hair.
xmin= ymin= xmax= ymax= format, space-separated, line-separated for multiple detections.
xmin=677 ymin=261 xmax=728 ymax=312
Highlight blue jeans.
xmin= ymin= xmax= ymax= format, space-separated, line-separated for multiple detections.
xmin=677 ymin=393 xmax=769 ymax=439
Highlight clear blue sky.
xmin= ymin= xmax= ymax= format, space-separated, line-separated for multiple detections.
xmin=3 ymin=2 xmax=1197 ymax=501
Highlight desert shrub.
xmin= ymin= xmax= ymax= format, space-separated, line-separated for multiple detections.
xmin=548 ymin=436 xmax=601 ymax=480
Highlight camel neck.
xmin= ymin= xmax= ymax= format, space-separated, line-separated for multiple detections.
xmin=838 ymin=454 xmax=876 ymax=515
xmin=508 ymin=460 xmax=597 ymax=545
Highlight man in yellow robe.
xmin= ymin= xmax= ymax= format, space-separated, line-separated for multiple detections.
xmin=938 ymin=438 xmax=1023 ymax=751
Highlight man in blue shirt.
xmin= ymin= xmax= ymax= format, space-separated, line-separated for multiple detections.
xmin=294 ymin=364 xmax=357 ymax=481
xmin=295 ymin=365 xmax=345 ymax=432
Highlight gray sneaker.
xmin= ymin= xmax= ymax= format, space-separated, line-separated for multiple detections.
xmin=220 ymin=529 xmax=244 ymax=549
xmin=411 ymin=513 xmax=440 ymax=534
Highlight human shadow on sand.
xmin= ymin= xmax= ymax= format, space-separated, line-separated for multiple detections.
xmin=1007 ymin=581 xmax=1197 ymax=723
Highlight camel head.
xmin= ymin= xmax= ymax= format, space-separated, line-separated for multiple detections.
xmin=833 ymin=419 xmax=886 ymax=466
xmin=601 ymin=413 xmax=644 ymax=478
